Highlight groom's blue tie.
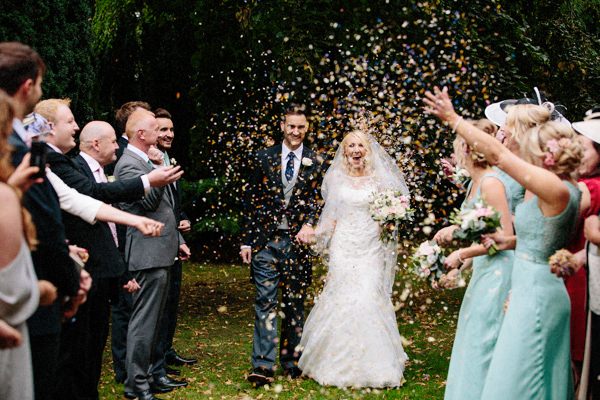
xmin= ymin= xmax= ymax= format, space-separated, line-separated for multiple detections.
xmin=285 ymin=152 xmax=295 ymax=182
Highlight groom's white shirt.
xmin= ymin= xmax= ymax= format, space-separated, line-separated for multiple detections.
xmin=281 ymin=142 xmax=303 ymax=180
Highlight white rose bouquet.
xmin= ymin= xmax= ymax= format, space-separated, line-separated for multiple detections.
xmin=409 ymin=240 xmax=447 ymax=289
xmin=450 ymin=201 xmax=501 ymax=255
xmin=369 ymin=189 xmax=414 ymax=242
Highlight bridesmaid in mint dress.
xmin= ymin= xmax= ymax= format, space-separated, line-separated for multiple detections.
xmin=425 ymin=87 xmax=583 ymax=399
xmin=435 ymin=135 xmax=516 ymax=400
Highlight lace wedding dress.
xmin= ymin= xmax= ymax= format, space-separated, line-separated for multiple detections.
xmin=298 ymin=174 xmax=408 ymax=388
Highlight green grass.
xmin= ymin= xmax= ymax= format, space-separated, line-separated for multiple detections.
xmin=98 ymin=261 xmax=465 ymax=399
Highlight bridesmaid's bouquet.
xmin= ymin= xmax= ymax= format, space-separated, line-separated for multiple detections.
xmin=369 ymin=189 xmax=414 ymax=242
xmin=449 ymin=201 xmax=501 ymax=255
xmin=549 ymin=249 xmax=577 ymax=278
xmin=409 ymin=240 xmax=447 ymax=289
xmin=450 ymin=167 xmax=470 ymax=191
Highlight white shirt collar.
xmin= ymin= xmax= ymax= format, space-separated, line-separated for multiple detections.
xmin=79 ymin=151 xmax=102 ymax=174
xmin=46 ymin=142 xmax=63 ymax=154
xmin=282 ymin=142 xmax=303 ymax=161
xmin=12 ymin=118 xmax=28 ymax=144
xmin=126 ymin=143 xmax=150 ymax=163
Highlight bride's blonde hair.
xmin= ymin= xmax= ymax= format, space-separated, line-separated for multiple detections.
xmin=341 ymin=130 xmax=373 ymax=173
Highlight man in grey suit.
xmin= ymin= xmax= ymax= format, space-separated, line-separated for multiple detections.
xmin=115 ymin=109 xmax=186 ymax=400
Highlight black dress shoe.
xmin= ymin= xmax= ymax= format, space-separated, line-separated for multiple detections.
xmin=247 ymin=367 xmax=275 ymax=387
xmin=283 ymin=366 xmax=303 ymax=379
xmin=149 ymin=382 xmax=173 ymax=394
xmin=124 ymin=390 xmax=162 ymax=400
xmin=165 ymin=366 xmax=181 ymax=376
xmin=153 ymin=375 xmax=188 ymax=389
xmin=166 ymin=353 xmax=197 ymax=366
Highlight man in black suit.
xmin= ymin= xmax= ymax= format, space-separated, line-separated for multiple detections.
xmin=34 ymin=97 xmax=183 ymax=399
xmin=152 ymin=108 xmax=196 ymax=377
xmin=240 ymin=104 xmax=322 ymax=386
xmin=0 ymin=41 xmax=85 ymax=400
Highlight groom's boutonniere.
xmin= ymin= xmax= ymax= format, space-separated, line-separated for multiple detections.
xmin=301 ymin=157 xmax=313 ymax=166
xmin=170 ymin=157 xmax=177 ymax=166
xmin=107 ymin=175 xmax=116 ymax=183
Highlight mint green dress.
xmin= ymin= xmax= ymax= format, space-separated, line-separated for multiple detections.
xmin=481 ymin=181 xmax=580 ymax=400
xmin=444 ymin=173 xmax=515 ymax=400
xmin=493 ymin=167 xmax=525 ymax=215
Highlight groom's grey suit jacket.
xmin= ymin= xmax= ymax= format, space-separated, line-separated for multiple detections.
xmin=115 ymin=148 xmax=180 ymax=270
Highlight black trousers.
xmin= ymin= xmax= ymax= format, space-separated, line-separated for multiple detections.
xmin=30 ymin=332 xmax=60 ymax=400
xmin=111 ymin=282 xmax=133 ymax=382
xmin=54 ymin=277 xmax=113 ymax=400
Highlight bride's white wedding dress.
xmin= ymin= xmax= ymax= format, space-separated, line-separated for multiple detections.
xmin=298 ymin=175 xmax=408 ymax=388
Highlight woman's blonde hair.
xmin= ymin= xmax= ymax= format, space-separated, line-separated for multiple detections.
xmin=0 ymin=90 xmax=38 ymax=249
xmin=505 ymin=104 xmax=552 ymax=144
xmin=341 ymin=130 xmax=373 ymax=173
xmin=519 ymin=121 xmax=583 ymax=176
xmin=453 ymin=119 xmax=497 ymax=169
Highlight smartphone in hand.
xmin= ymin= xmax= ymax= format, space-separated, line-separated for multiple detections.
xmin=30 ymin=141 xmax=47 ymax=179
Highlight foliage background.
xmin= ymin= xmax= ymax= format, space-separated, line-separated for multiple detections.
xmin=1 ymin=0 xmax=599 ymax=260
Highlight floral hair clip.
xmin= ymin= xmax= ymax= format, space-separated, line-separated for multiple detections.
xmin=543 ymin=138 xmax=571 ymax=167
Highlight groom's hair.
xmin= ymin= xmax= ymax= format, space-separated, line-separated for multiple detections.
xmin=283 ymin=103 xmax=308 ymax=119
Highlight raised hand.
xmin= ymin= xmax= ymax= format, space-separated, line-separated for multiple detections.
xmin=423 ymin=86 xmax=459 ymax=123
xmin=147 ymin=165 xmax=184 ymax=187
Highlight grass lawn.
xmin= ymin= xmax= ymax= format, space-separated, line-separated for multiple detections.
xmin=98 ymin=260 xmax=465 ymax=399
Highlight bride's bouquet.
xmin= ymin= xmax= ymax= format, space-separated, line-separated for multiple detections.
xmin=409 ymin=240 xmax=448 ymax=289
xmin=369 ymin=189 xmax=414 ymax=242
xmin=449 ymin=201 xmax=501 ymax=255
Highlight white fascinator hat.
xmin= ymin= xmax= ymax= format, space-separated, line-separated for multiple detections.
xmin=572 ymin=106 xmax=600 ymax=144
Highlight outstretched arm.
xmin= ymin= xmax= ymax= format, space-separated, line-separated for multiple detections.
xmin=423 ymin=86 xmax=569 ymax=216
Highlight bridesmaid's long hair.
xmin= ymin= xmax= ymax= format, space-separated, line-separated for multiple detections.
xmin=0 ymin=90 xmax=37 ymax=249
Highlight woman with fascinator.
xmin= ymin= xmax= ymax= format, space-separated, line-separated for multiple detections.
xmin=425 ymin=86 xmax=582 ymax=399
xmin=297 ymin=128 xmax=408 ymax=388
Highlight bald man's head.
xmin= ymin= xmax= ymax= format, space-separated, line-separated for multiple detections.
xmin=125 ymin=109 xmax=158 ymax=151
xmin=79 ymin=120 xmax=118 ymax=166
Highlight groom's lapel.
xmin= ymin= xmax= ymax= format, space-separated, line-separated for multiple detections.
xmin=265 ymin=145 xmax=283 ymax=191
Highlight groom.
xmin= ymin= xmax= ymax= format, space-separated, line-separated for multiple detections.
xmin=240 ymin=104 xmax=322 ymax=386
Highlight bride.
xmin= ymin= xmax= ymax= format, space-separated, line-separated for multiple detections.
xmin=298 ymin=129 xmax=408 ymax=388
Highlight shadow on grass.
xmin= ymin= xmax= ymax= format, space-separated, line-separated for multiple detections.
xmin=99 ymin=261 xmax=464 ymax=399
